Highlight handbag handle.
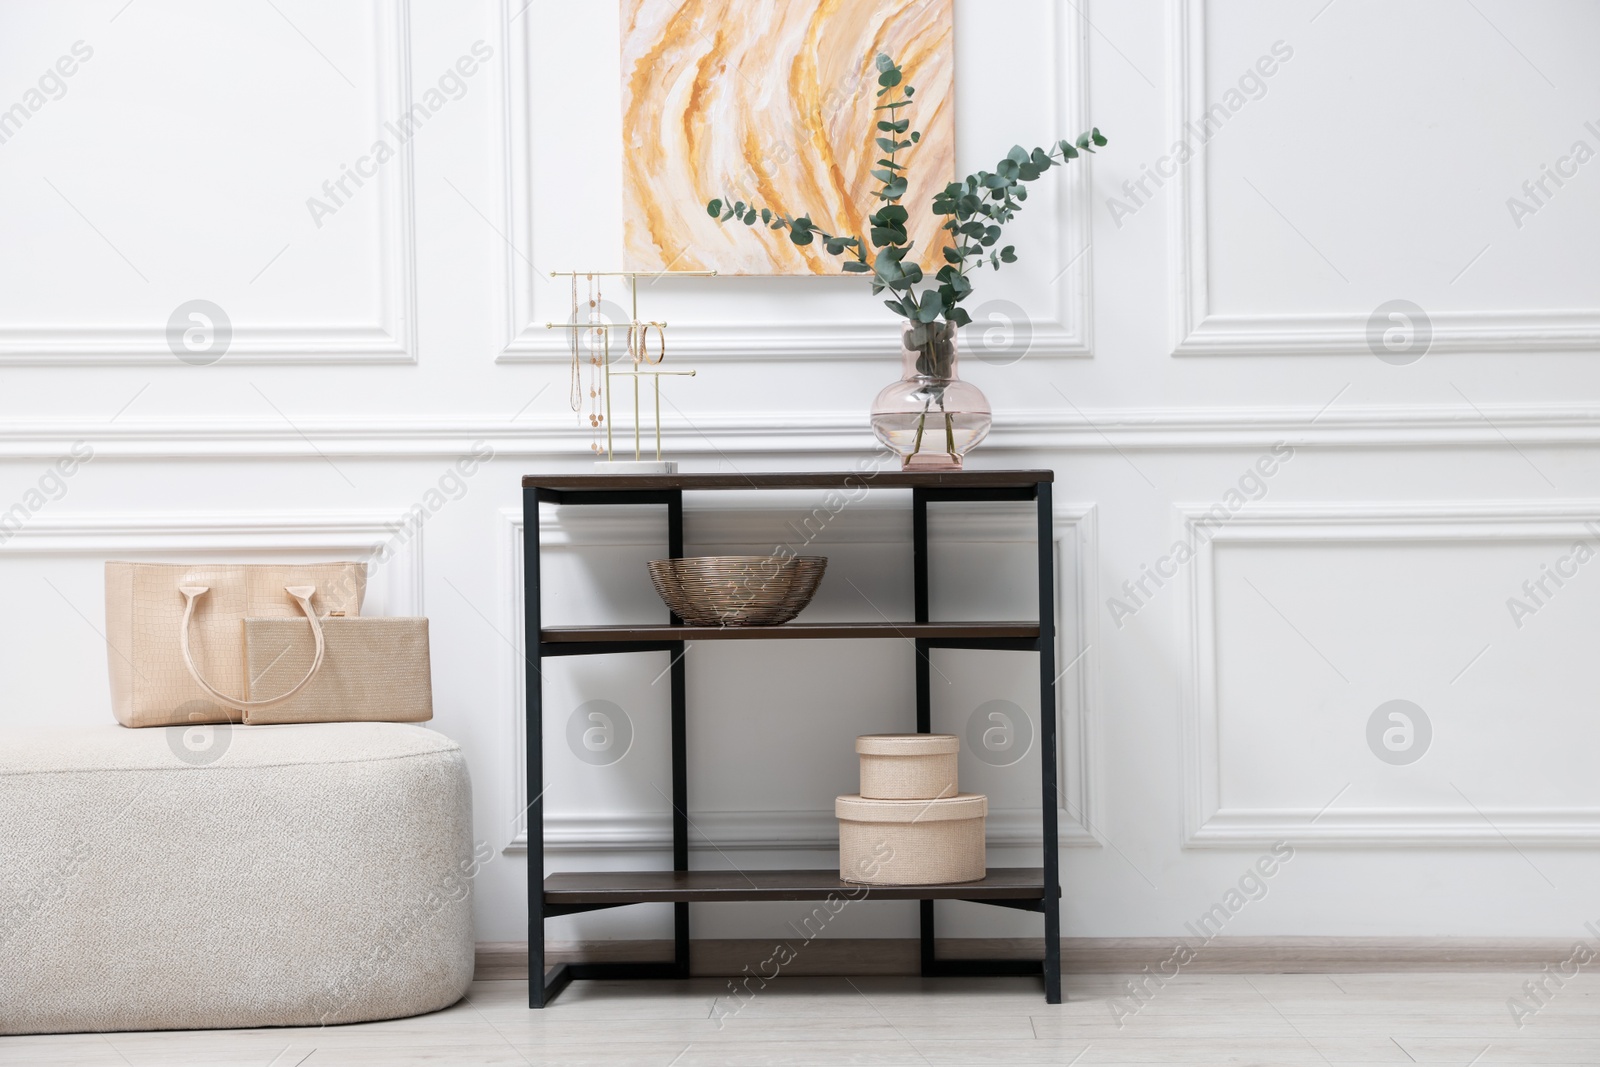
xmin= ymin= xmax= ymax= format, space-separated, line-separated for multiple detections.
xmin=178 ymin=583 xmax=327 ymax=712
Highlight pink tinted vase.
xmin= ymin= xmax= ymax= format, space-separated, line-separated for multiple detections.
xmin=869 ymin=321 xmax=992 ymax=471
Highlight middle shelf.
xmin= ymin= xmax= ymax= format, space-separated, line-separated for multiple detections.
xmin=541 ymin=621 xmax=1041 ymax=647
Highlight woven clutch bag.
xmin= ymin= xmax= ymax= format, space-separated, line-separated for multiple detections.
xmin=241 ymin=616 xmax=432 ymax=725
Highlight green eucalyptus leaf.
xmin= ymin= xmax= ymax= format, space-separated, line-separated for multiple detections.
xmin=1092 ymin=127 xmax=1107 ymax=146
xmin=707 ymin=198 xmax=722 ymax=217
xmin=1000 ymin=245 xmax=1017 ymax=263
xmin=878 ymin=69 xmax=902 ymax=87
xmin=761 ymin=207 xmax=772 ymax=223
xmin=1008 ymin=145 xmax=1029 ymax=164
xmin=1059 ymin=140 xmax=1079 ymax=159
xmin=876 ymin=137 xmax=898 ymax=153
xmin=875 ymin=53 xmax=895 ymax=73
xmin=842 ymin=260 xmax=871 ymax=272
xmin=949 ymin=306 xmax=972 ymax=328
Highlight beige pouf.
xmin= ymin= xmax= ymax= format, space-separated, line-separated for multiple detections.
xmin=0 ymin=721 xmax=475 ymax=1035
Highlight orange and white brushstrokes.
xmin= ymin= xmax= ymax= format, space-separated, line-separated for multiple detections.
xmin=619 ymin=0 xmax=954 ymax=275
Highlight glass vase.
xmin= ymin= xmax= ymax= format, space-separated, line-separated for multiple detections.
xmin=869 ymin=322 xmax=992 ymax=471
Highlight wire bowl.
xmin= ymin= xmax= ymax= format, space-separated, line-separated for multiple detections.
xmin=647 ymin=556 xmax=828 ymax=627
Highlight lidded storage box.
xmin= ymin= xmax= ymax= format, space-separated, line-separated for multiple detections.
xmin=856 ymin=733 xmax=959 ymax=800
xmin=836 ymin=793 xmax=987 ymax=885
xmin=838 ymin=732 xmax=985 ymax=885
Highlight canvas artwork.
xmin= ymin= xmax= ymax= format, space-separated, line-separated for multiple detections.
xmin=619 ymin=0 xmax=955 ymax=276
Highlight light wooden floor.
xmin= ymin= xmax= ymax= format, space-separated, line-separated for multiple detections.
xmin=3 ymin=972 xmax=1597 ymax=1065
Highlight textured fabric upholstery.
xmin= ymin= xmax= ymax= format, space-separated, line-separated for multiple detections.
xmin=0 ymin=722 xmax=474 ymax=1035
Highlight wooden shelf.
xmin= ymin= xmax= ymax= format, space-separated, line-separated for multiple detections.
xmin=541 ymin=621 xmax=1040 ymax=644
xmin=525 ymin=470 xmax=1051 ymax=491
xmin=545 ymin=868 xmax=1049 ymax=905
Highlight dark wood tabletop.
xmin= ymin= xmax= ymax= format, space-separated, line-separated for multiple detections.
xmin=522 ymin=470 xmax=1053 ymax=490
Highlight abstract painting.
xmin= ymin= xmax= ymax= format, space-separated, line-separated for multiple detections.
xmin=619 ymin=0 xmax=955 ymax=275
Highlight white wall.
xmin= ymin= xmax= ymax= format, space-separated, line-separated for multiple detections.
xmin=4 ymin=0 xmax=1599 ymax=947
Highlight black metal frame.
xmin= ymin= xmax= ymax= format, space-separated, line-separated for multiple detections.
xmin=524 ymin=478 xmax=1061 ymax=1007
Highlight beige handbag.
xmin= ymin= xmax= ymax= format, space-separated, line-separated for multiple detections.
xmin=241 ymin=616 xmax=432 ymax=725
xmin=105 ymin=562 xmax=367 ymax=728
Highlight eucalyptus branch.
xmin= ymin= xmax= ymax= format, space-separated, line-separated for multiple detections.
xmin=705 ymin=52 xmax=1107 ymax=335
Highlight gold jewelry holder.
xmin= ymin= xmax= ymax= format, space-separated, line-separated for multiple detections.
xmin=545 ymin=270 xmax=713 ymax=472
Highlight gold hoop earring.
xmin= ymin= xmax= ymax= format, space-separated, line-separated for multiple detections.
xmin=642 ymin=322 xmax=666 ymax=365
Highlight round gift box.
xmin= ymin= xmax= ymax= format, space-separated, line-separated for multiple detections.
xmin=855 ymin=733 xmax=959 ymax=800
xmin=836 ymin=792 xmax=987 ymax=885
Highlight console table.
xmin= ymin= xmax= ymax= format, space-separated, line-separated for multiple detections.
xmin=521 ymin=470 xmax=1062 ymax=1006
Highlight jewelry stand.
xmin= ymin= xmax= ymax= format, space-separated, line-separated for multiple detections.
xmin=546 ymin=270 xmax=713 ymax=473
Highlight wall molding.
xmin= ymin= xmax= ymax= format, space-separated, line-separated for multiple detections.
xmin=1167 ymin=0 xmax=1600 ymax=357
xmin=0 ymin=511 xmax=424 ymax=615
xmin=0 ymin=1 xmax=417 ymax=364
xmin=493 ymin=0 xmax=1095 ymax=363
xmin=14 ymin=402 xmax=1600 ymax=459
xmin=1181 ymin=502 xmax=1600 ymax=847
xmin=501 ymin=501 xmax=1101 ymax=854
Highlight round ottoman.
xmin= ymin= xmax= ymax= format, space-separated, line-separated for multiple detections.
xmin=0 ymin=721 xmax=475 ymax=1035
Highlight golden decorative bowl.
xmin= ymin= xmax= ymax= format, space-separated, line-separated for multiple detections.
xmin=646 ymin=556 xmax=827 ymax=627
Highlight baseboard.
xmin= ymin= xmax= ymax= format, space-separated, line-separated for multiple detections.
xmin=474 ymin=937 xmax=1570 ymax=980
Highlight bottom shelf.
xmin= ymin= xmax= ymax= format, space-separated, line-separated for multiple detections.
xmin=544 ymin=867 xmax=1048 ymax=906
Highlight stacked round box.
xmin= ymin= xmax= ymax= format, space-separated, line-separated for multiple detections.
xmin=837 ymin=733 xmax=987 ymax=885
